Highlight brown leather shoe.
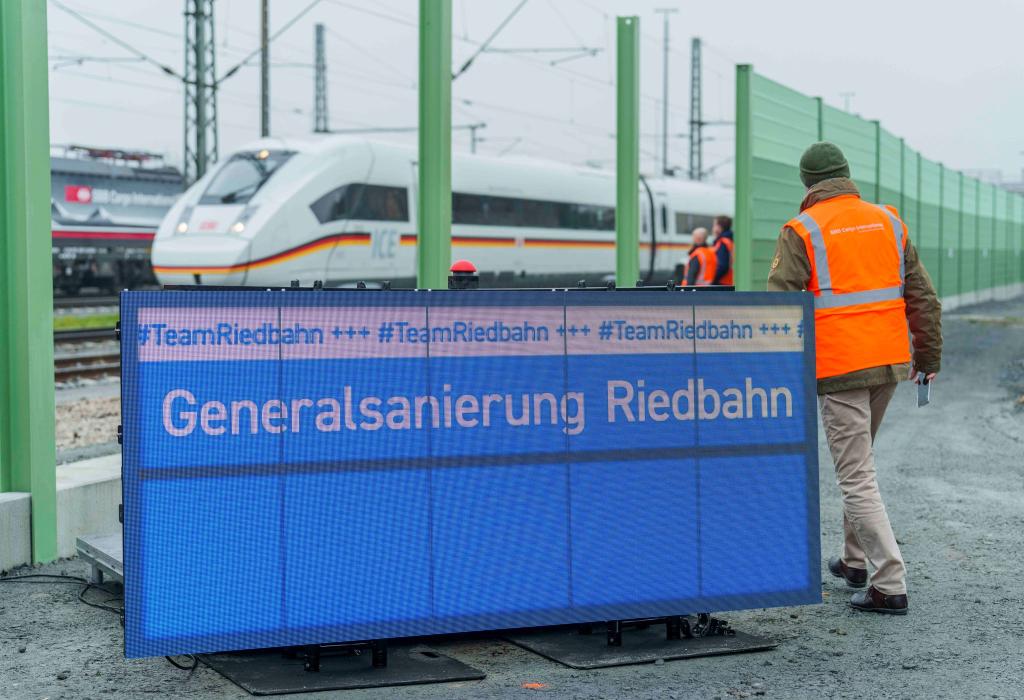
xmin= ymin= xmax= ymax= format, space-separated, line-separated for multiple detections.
xmin=828 ymin=556 xmax=867 ymax=588
xmin=850 ymin=586 xmax=908 ymax=615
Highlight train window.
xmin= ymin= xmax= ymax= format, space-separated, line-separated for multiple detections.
xmin=310 ymin=184 xmax=409 ymax=224
xmin=452 ymin=192 xmax=615 ymax=231
xmin=522 ymin=199 xmax=559 ymax=228
xmin=675 ymin=211 xmax=714 ymax=236
xmin=200 ymin=150 xmax=293 ymax=205
xmin=452 ymin=193 xmax=487 ymax=224
xmin=485 ymin=195 xmax=521 ymax=226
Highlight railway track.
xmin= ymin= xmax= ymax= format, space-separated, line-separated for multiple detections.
xmin=54 ymin=346 xmax=120 ymax=383
xmin=54 ymin=327 xmax=118 ymax=343
xmin=54 ymin=295 xmax=119 ymax=309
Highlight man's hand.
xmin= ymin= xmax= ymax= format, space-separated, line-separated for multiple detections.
xmin=908 ymin=366 xmax=937 ymax=384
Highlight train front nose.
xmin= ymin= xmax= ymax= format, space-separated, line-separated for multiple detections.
xmin=151 ymin=235 xmax=251 ymax=286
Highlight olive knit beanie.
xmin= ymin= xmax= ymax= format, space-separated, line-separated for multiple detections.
xmin=799 ymin=141 xmax=851 ymax=187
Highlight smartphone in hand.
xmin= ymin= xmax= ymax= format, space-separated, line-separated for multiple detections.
xmin=916 ymin=372 xmax=931 ymax=407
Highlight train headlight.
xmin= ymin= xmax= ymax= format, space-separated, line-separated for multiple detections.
xmin=230 ymin=204 xmax=259 ymax=234
xmin=174 ymin=205 xmax=194 ymax=235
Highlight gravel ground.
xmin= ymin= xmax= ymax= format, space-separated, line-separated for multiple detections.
xmin=55 ymin=395 xmax=120 ymax=453
xmin=4 ymin=297 xmax=1023 ymax=699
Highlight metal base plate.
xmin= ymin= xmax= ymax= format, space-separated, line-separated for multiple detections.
xmin=76 ymin=532 xmax=124 ymax=584
xmin=507 ymin=626 xmax=777 ymax=670
xmin=199 ymin=647 xmax=485 ymax=695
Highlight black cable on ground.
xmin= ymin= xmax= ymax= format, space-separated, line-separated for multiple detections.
xmin=165 ymin=654 xmax=199 ymax=673
xmin=0 ymin=573 xmax=89 ymax=584
xmin=78 ymin=582 xmax=124 ymax=617
xmin=2 ymin=573 xmax=126 ymax=626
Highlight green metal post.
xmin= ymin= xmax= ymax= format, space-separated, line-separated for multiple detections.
xmin=815 ymin=96 xmax=823 ymax=140
xmin=615 ymin=16 xmax=639 ymax=287
xmin=733 ymin=64 xmax=753 ymax=291
xmin=937 ymin=165 xmax=944 ymax=295
xmin=0 ymin=0 xmax=56 ymax=562
xmin=898 ymin=137 xmax=904 ymax=215
xmin=873 ymin=120 xmax=881 ymax=204
xmin=957 ymin=172 xmax=964 ymax=297
xmin=417 ymin=0 xmax=452 ymax=289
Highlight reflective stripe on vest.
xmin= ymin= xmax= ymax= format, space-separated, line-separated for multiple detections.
xmin=795 ymin=207 xmax=905 ymax=309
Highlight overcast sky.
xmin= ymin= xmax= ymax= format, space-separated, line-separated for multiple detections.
xmin=47 ymin=0 xmax=1024 ymax=185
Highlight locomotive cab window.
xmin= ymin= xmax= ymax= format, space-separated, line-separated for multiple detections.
xmin=200 ymin=150 xmax=294 ymax=205
xmin=310 ymin=184 xmax=409 ymax=224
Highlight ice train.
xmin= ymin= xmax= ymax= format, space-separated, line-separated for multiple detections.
xmin=152 ymin=137 xmax=733 ymax=288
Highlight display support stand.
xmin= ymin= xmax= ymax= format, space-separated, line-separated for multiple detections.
xmin=507 ymin=614 xmax=777 ymax=670
xmin=199 ymin=643 xmax=485 ymax=695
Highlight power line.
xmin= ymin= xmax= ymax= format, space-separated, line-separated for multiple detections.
xmin=453 ymin=0 xmax=530 ymax=80
xmin=48 ymin=1 xmax=182 ymax=40
xmin=324 ymin=27 xmax=415 ymax=84
xmin=219 ymin=0 xmax=326 ymax=82
xmin=50 ymin=0 xmax=183 ymax=79
xmin=325 ymin=0 xmax=688 ymax=118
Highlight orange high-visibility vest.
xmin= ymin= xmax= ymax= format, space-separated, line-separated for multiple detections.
xmin=784 ymin=195 xmax=911 ymax=379
xmin=712 ymin=235 xmax=734 ymax=285
xmin=687 ymin=246 xmax=717 ymax=285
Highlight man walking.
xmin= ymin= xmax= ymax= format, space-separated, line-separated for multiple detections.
xmin=767 ymin=142 xmax=942 ymax=615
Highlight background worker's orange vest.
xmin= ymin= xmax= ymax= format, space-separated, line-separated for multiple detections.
xmin=713 ymin=236 xmax=734 ymax=285
xmin=785 ymin=195 xmax=911 ymax=379
xmin=687 ymin=246 xmax=717 ymax=285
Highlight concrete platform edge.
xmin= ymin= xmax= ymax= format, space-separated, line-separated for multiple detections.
xmin=2 ymin=453 xmax=121 ymax=570
xmin=0 ymin=492 xmax=32 ymax=572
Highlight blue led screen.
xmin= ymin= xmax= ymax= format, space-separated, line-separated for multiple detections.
xmin=120 ymin=289 xmax=820 ymax=658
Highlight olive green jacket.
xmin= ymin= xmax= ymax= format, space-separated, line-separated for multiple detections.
xmin=766 ymin=177 xmax=943 ymax=395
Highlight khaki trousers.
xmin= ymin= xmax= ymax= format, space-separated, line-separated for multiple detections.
xmin=819 ymin=383 xmax=906 ymax=595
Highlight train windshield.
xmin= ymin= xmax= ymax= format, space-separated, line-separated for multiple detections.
xmin=199 ymin=149 xmax=294 ymax=205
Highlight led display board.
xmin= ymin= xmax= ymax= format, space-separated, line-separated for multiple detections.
xmin=121 ymin=289 xmax=819 ymax=658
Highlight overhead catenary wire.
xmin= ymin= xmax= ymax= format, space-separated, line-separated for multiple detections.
xmin=48 ymin=1 xmax=182 ymax=40
xmin=325 ymin=0 xmax=690 ymax=119
xmin=49 ymin=0 xmax=183 ymax=79
xmin=218 ymin=0 xmax=326 ymax=83
xmin=452 ymin=0 xmax=530 ymax=80
xmin=48 ymin=0 xmax=718 ymax=172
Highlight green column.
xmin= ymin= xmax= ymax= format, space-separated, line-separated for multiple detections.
xmin=733 ymin=64 xmax=753 ymax=291
xmin=615 ymin=16 xmax=639 ymax=287
xmin=417 ymin=0 xmax=452 ymax=289
xmin=0 ymin=0 xmax=56 ymax=562
xmin=872 ymin=120 xmax=881 ymax=204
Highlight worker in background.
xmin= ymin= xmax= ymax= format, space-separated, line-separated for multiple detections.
xmin=711 ymin=215 xmax=735 ymax=285
xmin=768 ymin=141 xmax=942 ymax=616
xmin=685 ymin=227 xmax=716 ymax=286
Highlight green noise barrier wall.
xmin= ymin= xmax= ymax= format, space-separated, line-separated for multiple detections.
xmin=735 ymin=65 xmax=1024 ymax=307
